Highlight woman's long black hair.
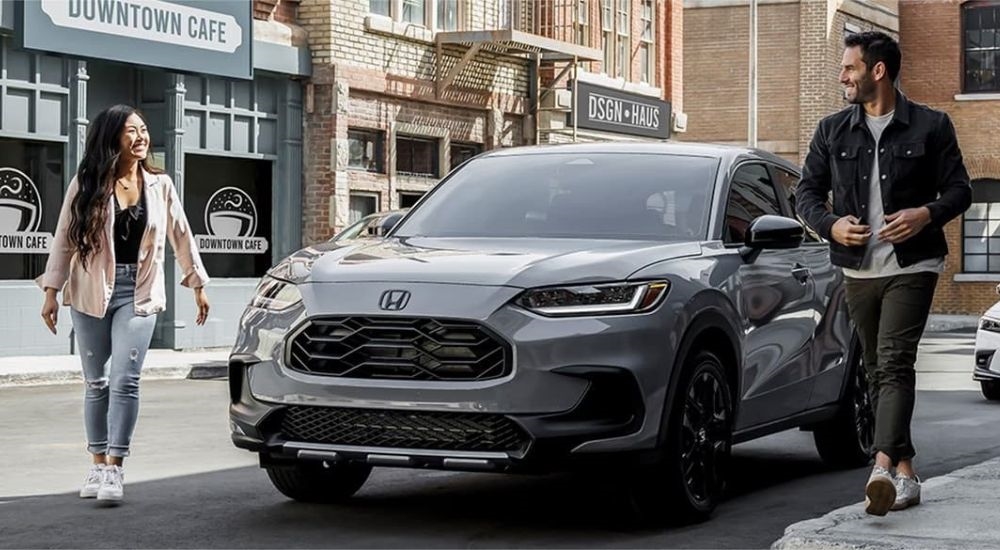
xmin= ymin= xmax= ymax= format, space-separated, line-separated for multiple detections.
xmin=68 ymin=104 xmax=160 ymax=268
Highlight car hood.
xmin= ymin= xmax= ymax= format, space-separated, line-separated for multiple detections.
xmin=304 ymin=237 xmax=702 ymax=288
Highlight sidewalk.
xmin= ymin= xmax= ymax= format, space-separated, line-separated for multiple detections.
xmin=773 ymin=457 xmax=1000 ymax=549
xmin=0 ymin=347 xmax=230 ymax=386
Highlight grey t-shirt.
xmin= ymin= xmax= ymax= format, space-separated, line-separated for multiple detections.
xmin=842 ymin=111 xmax=943 ymax=279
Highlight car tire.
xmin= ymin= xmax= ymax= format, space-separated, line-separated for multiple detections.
xmin=621 ymin=350 xmax=733 ymax=526
xmin=813 ymin=339 xmax=875 ymax=468
xmin=982 ymin=380 xmax=1000 ymax=401
xmin=265 ymin=460 xmax=372 ymax=503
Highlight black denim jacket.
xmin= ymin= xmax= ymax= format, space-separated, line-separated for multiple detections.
xmin=795 ymin=91 xmax=972 ymax=270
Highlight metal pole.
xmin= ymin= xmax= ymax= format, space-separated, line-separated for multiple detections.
xmin=748 ymin=0 xmax=758 ymax=148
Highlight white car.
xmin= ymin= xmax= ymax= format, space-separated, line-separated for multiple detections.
xmin=974 ymin=288 xmax=1000 ymax=401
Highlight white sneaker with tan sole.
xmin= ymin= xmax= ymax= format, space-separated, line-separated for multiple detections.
xmin=864 ymin=465 xmax=896 ymax=516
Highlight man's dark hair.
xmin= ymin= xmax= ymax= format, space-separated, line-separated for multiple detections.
xmin=844 ymin=31 xmax=901 ymax=82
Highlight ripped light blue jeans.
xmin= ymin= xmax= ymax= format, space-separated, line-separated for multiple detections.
xmin=70 ymin=264 xmax=157 ymax=458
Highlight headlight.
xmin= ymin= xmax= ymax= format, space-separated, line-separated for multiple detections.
xmin=981 ymin=317 xmax=1000 ymax=333
xmin=249 ymin=276 xmax=302 ymax=311
xmin=518 ymin=281 xmax=669 ymax=317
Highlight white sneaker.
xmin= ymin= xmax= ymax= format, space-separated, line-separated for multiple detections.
xmin=79 ymin=464 xmax=104 ymax=498
xmin=97 ymin=465 xmax=124 ymax=502
xmin=891 ymin=474 xmax=921 ymax=511
xmin=864 ymin=465 xmax=896 ymax=516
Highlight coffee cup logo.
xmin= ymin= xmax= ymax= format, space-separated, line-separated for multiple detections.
xmin=0 ymin=168 xmax=52 ymax=254
xmin=196 ymin=186 xmax=268 ymax=254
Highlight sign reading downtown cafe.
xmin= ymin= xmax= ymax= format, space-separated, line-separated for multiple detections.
xmin=21 ymin=0 xmax=252 ymax=80
xmin=574 ymin=81 xmax=671 ymax=140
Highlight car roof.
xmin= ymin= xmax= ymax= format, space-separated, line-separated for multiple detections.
xmin=478 ymin=141 xmax=799 ymax=174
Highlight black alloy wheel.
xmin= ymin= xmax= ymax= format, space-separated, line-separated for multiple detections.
xmin=621 ymin=350 xmax=733 ymax=526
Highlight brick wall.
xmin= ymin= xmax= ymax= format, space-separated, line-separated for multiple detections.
xmin=298 ymin=0 xmax=535 ymax=243
xmin=900 ymin=0 xmax=1000 ymax=316
xmin=681 ymin=2 xmax=799 ymax=147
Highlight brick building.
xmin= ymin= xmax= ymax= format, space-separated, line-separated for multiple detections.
xmin=681 ymin=0 xmax=899 ymax=162
xmin=297 ymin=0 xmax=684 ymax=243
xmin=898 ymin=0 xmax=1000 ymax=317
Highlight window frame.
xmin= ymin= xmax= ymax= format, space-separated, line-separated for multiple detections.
xmin=640 ymin=0 xmax=655 ymax=84
xmin=348 ymin=192 xmax=381 ymax=226
xmin=962 ymin=1 xmax=1000 ymax=93
xmin=963 ymin=178 xmax=1000 ymax=273
xmin=395 ymin=134 xmax=441 ymax=178
xmin=601 ymin=0 xmax=614 ymax=75
xmin=346 ymin=128 xmax=386 ymax=174
xmin=435 ymin=0 xmax=461 ymax=31
xmin=449 ymin=141 xmax=482 ymax=172
xmin=616 ymin=0 xmax=631 ymax=80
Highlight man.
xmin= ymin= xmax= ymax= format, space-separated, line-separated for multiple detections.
xmin=796 ymin=31 xmax=971 ymax=516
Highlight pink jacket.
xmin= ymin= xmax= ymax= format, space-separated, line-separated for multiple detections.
xmin=38 ymin=169 xmax=210 ymax=318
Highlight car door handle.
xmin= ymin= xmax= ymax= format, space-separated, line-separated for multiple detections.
xmin=792 ymin=265 xmax=811 ymax=283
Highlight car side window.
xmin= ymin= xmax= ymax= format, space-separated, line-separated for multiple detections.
xmin=724 ymin=163 xmax=782 ymax=245
xmin=772 ymin=166 xmax=821 ymax=243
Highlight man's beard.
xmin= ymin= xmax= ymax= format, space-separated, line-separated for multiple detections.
xmin=846 ymin=73 xmax=877 ymax=104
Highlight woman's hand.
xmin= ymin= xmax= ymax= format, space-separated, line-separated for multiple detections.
xmin=194 ymin=287 xmax=210 ymax=326
xmin=41 ymin=289 xmax=59 ymax=335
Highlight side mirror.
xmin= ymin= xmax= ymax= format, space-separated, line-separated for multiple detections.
xmin=740 ymin=215 xmax=804 ymax=262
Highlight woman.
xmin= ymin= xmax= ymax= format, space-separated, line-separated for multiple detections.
xmin=38 ymin=104 xmax=211 ymax=503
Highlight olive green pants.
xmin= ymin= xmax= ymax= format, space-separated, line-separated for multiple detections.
xmin=844 ymin=272 xmax=938 ymax=465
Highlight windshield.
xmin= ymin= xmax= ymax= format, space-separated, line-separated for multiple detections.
xmin=393 ymin=153 xmax=719 ymax=240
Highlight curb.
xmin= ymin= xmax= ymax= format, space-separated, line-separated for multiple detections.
xmin=0 ymin=361 xmax=228 ymax=388
xmin=771 ymin=458 xmax=1000 ymax=550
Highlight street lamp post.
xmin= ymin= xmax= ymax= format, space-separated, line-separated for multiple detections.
xmin=748 ymin=0 xmax=758 ymax=148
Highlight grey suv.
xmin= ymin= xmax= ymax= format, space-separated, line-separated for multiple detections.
xmin=229 ymin=143 xmax=874 ymax=524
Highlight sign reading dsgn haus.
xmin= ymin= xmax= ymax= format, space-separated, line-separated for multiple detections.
xmin=573 ymin=81 xmax=671 ymax=140
xmin=21 ymin=0 xmax=252 ymax=80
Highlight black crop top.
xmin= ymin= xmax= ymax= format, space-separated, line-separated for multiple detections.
xmin=113 ymin=189 xmax=147 ymax=264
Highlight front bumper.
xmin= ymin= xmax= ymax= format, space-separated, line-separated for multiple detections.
xmin=229 ymin=282 xmax=685 ymax=470
xmin=974 ymin=327 xmax=1000 ymax=382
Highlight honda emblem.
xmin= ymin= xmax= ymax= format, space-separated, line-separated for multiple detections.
xmin=379 ymin=290 xmax=411 ymax=311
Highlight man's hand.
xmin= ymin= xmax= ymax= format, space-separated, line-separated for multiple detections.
xmin=831 ymin=216 xmax=872 ymax=247
xmin=878 ymin=207 xmax=932 ymax=244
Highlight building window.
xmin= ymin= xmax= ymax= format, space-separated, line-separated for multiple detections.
xmin=601 ymin=0 xmax=614 ymax=75
xmin=0 ymin=138 xmax=65 ymax=280
xmin=964 ymin=179 xmax=1000 ymax=272
xmin=369 ymin=0 xmax=390 ymax=17
xmin=964 ymin=3 xmax=1000 ymax=93
xmin=437 ymin=0 xmax=459 ymax=31
xmin=616 ymin=0 xmax=631 ymax=79
xmin=349 ymin=193 xmax=380 ymax=225
xmin=576 ymin=0 xmax=589 ymax=46
xmin=399 ymin=191 xmax=425 ymax=208
xmin=450 ymin=142 xmax=482 ymax=171
xmin=402 ymin=0 xmax=427 ymax=25
xmin=347 ymin=129 xmax=384 ymax=173
xmin=640 ymin=0 xmax=655 ymax=84
xmin=396 ymin=135 xmax=439 ymax=177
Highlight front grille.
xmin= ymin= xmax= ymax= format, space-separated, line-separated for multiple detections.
xmin=286 ymin=316 xmax=511 ymax=381
xmin=280 ymin=406 xmax=530 ymax=452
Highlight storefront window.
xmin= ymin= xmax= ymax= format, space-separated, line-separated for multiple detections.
xmin=184 ymin=155 xmax=272 ymax=278
xmin=396 ymin=135 xmax=439 ymax=177
xmin=0 ymin=139 xmax=64 ymax=280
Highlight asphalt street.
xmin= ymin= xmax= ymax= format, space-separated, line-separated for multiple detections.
xmin=0 ymin=333 xmax=996 ymax=549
